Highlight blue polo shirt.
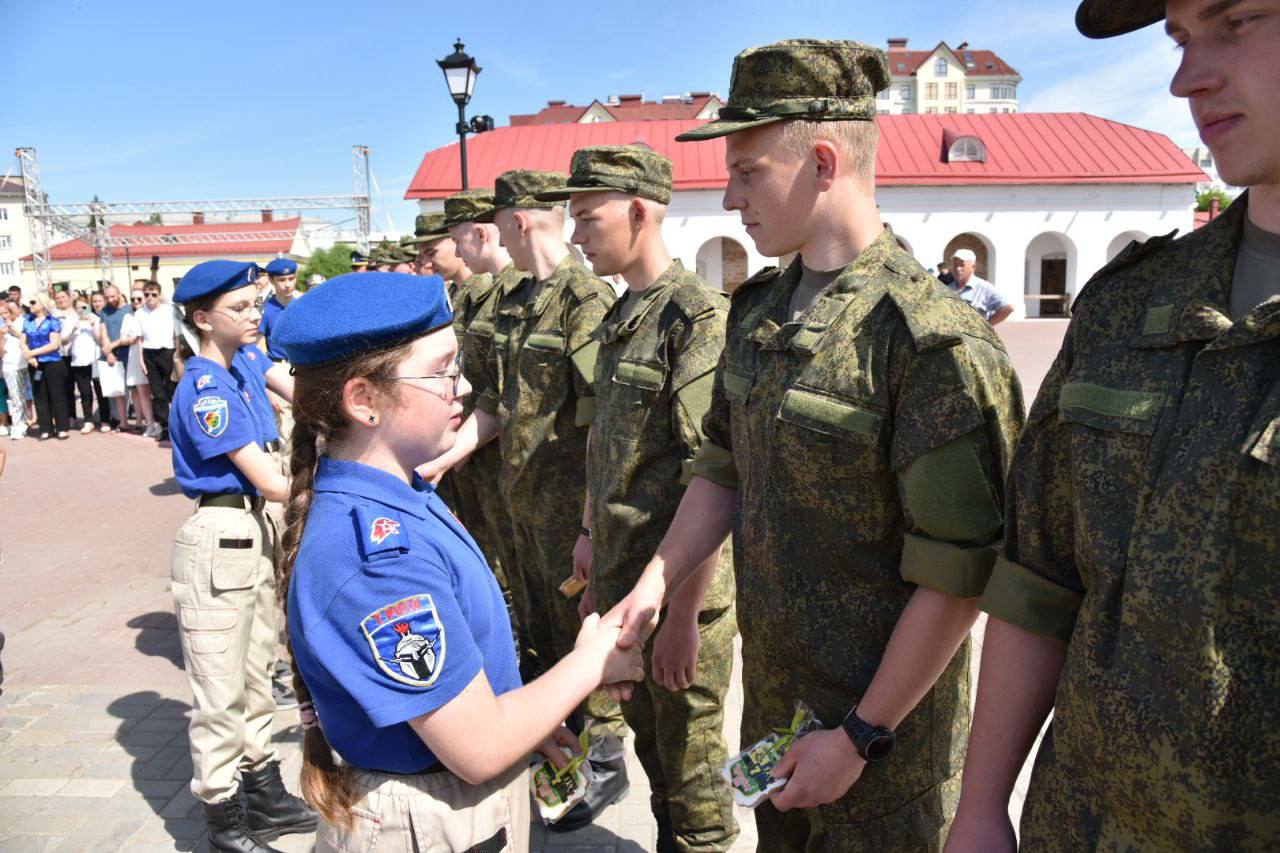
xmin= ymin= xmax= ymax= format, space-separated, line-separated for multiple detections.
xmin=258 ymin=295 xmax=290 ymax=361
xmin=23 ymin=315 xmax=63 ymax=363
xmin=288 ymin=458 xmax=521 ymax=775
xmin=233 ymin=345 xmax=280 ymax=444
xmin=98 ymin=304 xmax=132 ymax=362
xmin=169 ymin=356 xmax=263 ymax=499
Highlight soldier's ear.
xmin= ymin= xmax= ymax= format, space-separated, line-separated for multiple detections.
xmin=812 ymin=139 xmax=840 ymax=191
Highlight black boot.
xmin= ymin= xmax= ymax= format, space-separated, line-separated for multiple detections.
xmin=549 ymin=732 xmax=630 ymax=832
xmin=203 ymin=797 xmax=280 ymax=853
xmin=651 ymin=796 xmax=678 ymax=853
xmin=241 ymin=761 xmax=318 ymax=840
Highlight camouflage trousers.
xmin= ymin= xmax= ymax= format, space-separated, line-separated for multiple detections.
xmin=599 ymin=598 xmax=740 ymax=853
xmin=509 ymin=515 xmax=627 ymax=740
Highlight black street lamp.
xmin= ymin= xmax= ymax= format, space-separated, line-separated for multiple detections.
xmin=437 ymin=39 xmax=494 ymax=190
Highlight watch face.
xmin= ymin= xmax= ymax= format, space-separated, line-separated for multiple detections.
xmin=865 ymin=733 xmax=894 ymax=762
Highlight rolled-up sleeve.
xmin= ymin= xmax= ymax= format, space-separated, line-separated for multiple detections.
xmin=691 ymin=349 xmax=738 ymax=488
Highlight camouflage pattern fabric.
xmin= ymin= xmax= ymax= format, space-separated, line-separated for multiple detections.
xmin=440 ymin=188 xmax=496 ymax=229
xmin=478 ymin=253 xmax=625 ymax=735
xmin=585 ymin=260 xmax=737 ymax=850
xmin=693 ymin=228 xmax=1023 ymax=850
xmin=409 ymin=211 xmax=446 ymax=244
xmin=536 ymin=145 xmax=674 ymax=205
xmin=396 ymin=235 xmax=419 ymax=260
xmin=1075 ymin=0 xmax=1164 ymax=38
xmin=475 ymin=170 xmax=567 ymax=222
xmin=979 ymin=194 xmax=1280 ymax=850
xmin=676 ymin=39 xmax=890 ymax=141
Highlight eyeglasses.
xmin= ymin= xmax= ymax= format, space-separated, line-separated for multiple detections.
xmin=388 ymin=361 xmax=465 ymax=402
xmin=131 ymin=297 xmax=144 ymax=304
xmin=213 ymin=296 xmax=265 ymax=321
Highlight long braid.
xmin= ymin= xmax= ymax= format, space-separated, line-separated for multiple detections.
xmin=275 ymin=341 xmax=416 ymax=831
xmin=278 ymin=417 xmax=359 ymax=829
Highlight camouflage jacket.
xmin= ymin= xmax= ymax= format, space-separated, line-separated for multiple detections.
xmin=692 ymin=228 xmax=1023 ymax=817
xmin=585 ymin=260 xmax=734 ymax=611
xmin=457 ymin=265 xmax=522 ymax=421
xmin=476 ymin=254 xmax=615 ymax=525
xmin=980 ymin=195 xmax=1280 ymax=849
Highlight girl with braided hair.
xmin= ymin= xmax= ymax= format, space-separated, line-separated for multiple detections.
xmin=272 ymin=271 xmax=643 ymax=851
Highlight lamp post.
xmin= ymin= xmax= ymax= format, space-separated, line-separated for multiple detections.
xmin=437 ymin=39 xmax=494 ymax=190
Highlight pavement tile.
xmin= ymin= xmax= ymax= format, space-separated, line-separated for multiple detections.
xmin=159 ymin=787 xmax=199 ymax=819
xmin=54 ymin=778 xmax=128 ymax=797
xmin=52 ymin=816 xmax=148 ymax=852
xmin=0 ymin=834 xmax=64 ymax=852
xmin=0 ymin=779 xmax=65 ymax=797
xmin=6 ymin=730 xmax=66 ymax=746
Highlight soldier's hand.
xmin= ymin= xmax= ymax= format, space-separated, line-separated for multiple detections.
xmin=944 ymin=808 xmax=1016 ymax=853
xmin=605 ymin=573 xmax=664 ymax=650
xmin=577 ymin=585 xmax=596 ymax=622
xmin=768 ymin=729 xmax=864 ymax=811
xmin=572 ymin=534 xmax=593 ymax=584
xmin=651 ymin=611 xmax=699 ymax=691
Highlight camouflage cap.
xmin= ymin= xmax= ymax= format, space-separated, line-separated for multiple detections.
xmin=1075 ymin=0 xmax=1164 ymax=38
xmin=369 ymin=240 xmax=395 ymax=265
xmin=439 ymin=189 xmax=496 ymax=231
xmin=410 ymin=212 xmax=447 ymax=244
xmin=676 ymin=39 xmax=890 ymax=142
xmin=397 ymin=235 xmax=420 ymax=260
xmin=535 ymin=145 xmax=672 ymax=205
xmin=475 ymin=170 xmax=569 ymax=222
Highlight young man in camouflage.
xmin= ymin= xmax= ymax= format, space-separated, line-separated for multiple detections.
xmin=949 ymin=1 xmax=1280 ymax=849
xmin=423 ymin=170 xmax=629 ymax=828
xmin=407 ymin=212 xmax=443 ymax=279
xmin=537 ymin=147 xmax=738 ymax=852
xmin=604 ymin=40 xmax=1025 ymax=851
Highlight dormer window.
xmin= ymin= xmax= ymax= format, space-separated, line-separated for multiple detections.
xmin=947 ymin=135 xmax=986 ymax=162
xmin=935 ymin=58 xmax=948 ymax=76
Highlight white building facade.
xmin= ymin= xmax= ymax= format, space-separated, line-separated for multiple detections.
xmin=879 ymin=39 xmax=1021 ymax=116
xmin=0 ymin=179 xmax=36 ymax=298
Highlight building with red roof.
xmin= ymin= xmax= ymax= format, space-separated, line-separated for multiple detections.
xmin=24 ymin=216 xmax=306 ymax=296
xmin=408 ymin=112 xmax=1204 ymax=317
xmin=510 ymin=92 xmax=722 ymax=126
xmin=882 ymin=38 xmax=1022 ymax=117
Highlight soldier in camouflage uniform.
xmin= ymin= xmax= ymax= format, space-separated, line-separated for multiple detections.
xmin=536 ymin=147 xmax=738 ymax=852
xmin=393 ymin=236 xmax=418 ymax=274
xmin=370 ymin=240 xmax=395 ymax=272
xmin=415 ymin=213 xmax=473 ymax=302
xmin=949 ymin=2 xmax=1280 ymax=850
xmin=603 ymin=41 xmax=1025 ymax=851
xmin=408 ymin=212 xmax=445 ymax=279
xmin=423 ymin=170 xmax=630 ymax=829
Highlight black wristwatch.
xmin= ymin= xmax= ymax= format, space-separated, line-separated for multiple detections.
xmin=840 ymin=707 xmax=896 ymax=763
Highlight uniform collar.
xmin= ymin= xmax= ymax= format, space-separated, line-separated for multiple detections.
xmin=313 ymin=457 xmax=432 ymax=520
xmin=1132 ymin=193 xmax=1245 ymax=349
xmin=598 ymin=260 xmax=684 ymax=343
xmin=530 ymin=253 xmax=578 ymax=317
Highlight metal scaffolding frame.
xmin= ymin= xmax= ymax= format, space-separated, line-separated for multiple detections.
xmin=15 ymin=146 xmax=372 ymax=292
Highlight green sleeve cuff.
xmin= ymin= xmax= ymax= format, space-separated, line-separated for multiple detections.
xmin=476 ymin=392 xmax=499 ymax=416
xmin=899 ymin=533 xmax=997 ymax=599
xmin=979 ymin=555 xmax=1083 ymax=645
xmin=575 ymin=396 xmax=597 ymax=427
xmin=690 ymin=440 xmax=738 ymax=489
xmin=679 ymin=458 xmax=695 ymax=486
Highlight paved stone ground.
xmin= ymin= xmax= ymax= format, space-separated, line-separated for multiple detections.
xmin=0 ymin=319 xmax=1066 ymax=851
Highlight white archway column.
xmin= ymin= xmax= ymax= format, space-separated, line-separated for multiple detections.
xmin=993 ymin=232 xmax=1031 ymax=319
xmin=1073 ymin=239 xmax=1109 ymax=303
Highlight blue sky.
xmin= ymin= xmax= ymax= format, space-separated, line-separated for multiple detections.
xmin=8 ymin=0 xmax=1192 ymax=233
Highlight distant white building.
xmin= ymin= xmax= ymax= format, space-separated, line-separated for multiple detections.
xmin=0 ymin=178 xmax=37 ymax=298
xmin=407 ymin=112 xmax=1205 ymax=319
xmin=1182 ymin=145 xmax=1240 ymax=196
xmin=879 ymin=38 xmax=1021 ymax=116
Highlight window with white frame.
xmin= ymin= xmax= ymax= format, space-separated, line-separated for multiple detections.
xmin=948 ymin=137 xmax=986 ymax=162
xmin=0 ymin=261 xmax=14 ymax=276
xmin=946 ymin=82 xmax=958 ymax=99
xmin=966 ymin=84 xmax=976 ymax=98
xmin=935 ymin=58 xmax=948 ymax=76
xmin=900 ymin=84 xmax=912 ymax=99
xmin=926 ymin=82 xmax=938 ymax=99
xmin=0 ymin=236 xmax=10 ymax=249
xmin=878 ymin=88 xmax=889 ymax=100
xmin=0 ymin=208 xmax=8 ymax=220
xmin=990 ymin=84 xmax=1016 ymax=100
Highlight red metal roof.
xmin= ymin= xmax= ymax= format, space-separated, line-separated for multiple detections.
xmin=404 ymin=114 xmax=1206 ymax=200
xmin=37 ymin=218 xmax=302 ymax=262
xmin=511 ymin=95 xmax=720 ymax=126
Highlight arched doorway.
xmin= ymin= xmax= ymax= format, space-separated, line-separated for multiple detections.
xmin=1106 ymin=230 xmax=1149 ymax=262
xmin=696 ymin=237 xmax=750 ymax=294
xmin=1024 ymin=232 xmax=1077 ymax=318
xmin=942 ymin=233 xmax=995 ymax=282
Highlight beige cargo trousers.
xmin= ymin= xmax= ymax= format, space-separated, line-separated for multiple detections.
xmin=170 ymin=498 xmax=279 ymax=802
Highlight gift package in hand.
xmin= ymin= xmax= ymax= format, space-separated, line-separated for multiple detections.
xmin=722 ymin=701 xmax=821 ymax=808
xmin=530 ymin=728 xmax=594 ymax=824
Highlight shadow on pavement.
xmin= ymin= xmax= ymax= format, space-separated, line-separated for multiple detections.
xmin=149 ymin=476 xmax=182 ymax=496
xmin=127 ymin=611 xmax=185 ymax=669
xmin=108 ymin=690 xmax=202 ymax=851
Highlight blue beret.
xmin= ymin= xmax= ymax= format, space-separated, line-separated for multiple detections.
xmin=174 ymin=260 xmax=260 ymax=304
xmin=273 ymin=272 xmax=454 ymax=367
xmin=265 ymin=258 xmax=298 ymax=277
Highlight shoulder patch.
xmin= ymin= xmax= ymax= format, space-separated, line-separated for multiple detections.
xmin=192 ymin=395 xmax=229 ymax=438
xmin=887 ymin=283 xmax=970 ymax=352
xmin=353 ymin=505 xmax=410 ymax=561
xmin=359 ymin=594 xmax=447 ymax=687
xmin=196 ymin=373 xmax=215 ymax=391
xmin=669 ymin=279 xmax=728 ymax=323
xmin=731 ymin=265 xmax=782 ymax=300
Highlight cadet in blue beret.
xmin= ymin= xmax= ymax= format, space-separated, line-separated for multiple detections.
xmin=271 ymin=271 xmax=643 ymax=850
xmin=258 ymin=256 xmax=300 ymax=482
xmin=168 ymin=259 xmax=317 ymax=852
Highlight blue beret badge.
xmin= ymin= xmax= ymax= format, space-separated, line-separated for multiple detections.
xmin=193 ymin=395 xmax=229 ymax=438
xmin=360 ymin=594 xmax=446 ymax=687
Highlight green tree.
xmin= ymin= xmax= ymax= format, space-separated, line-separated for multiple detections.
xmin=146 ymin=213 xmax=163 ymax=225
xmin=1196 ymin=188 xmax=1234 ymax=212
xmin=298 ymin=243 xmax=354 ymax=291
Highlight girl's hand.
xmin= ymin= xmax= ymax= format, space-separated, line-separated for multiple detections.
xmin=534 ymin=726 xmax=581 ymax=771
xmin=575 ymin=613 xmax=644 ymax=687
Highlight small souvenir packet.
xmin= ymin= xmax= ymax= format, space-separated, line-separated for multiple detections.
xmin=531 ymin=729 xmax=593 ymax=824
xmin=722 ymin=701 xmax=821 ymax=808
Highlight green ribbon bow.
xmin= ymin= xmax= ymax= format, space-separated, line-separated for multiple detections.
xmin=552 ymin=728 xmax=592 ymax=784
xmin=770 ymin=705 xmax=811 ymax=753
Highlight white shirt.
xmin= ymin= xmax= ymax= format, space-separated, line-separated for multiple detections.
xmin=70 ymin=313 xmax=101 ymax=366
xmin=138 ymin=302 xmax=176 ymax=350
xmin=53 ymin=307 xmax=79 ymax=356
xmin=1 ymin=321 xmax=23 ymax=372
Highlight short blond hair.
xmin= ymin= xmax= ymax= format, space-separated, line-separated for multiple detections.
xmin=779 ymin=119 xmax=878 ymax=191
